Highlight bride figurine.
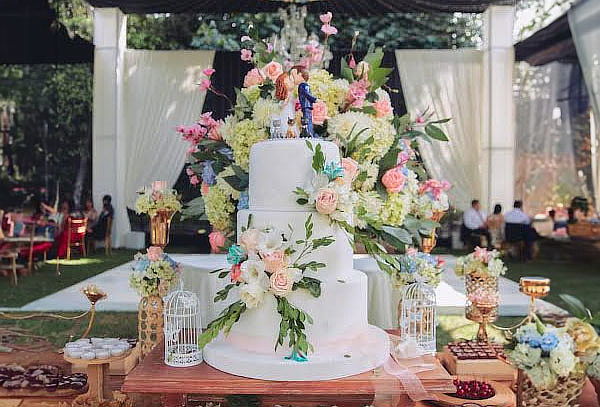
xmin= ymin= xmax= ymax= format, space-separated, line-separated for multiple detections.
xmin=274 ymin=71 xmax=298 ymax=138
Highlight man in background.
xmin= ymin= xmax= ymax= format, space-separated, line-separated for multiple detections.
xmin=462 ymin=199 xmax=491 ymax=248
xmin=504 ymin=200 xmax=538 ymax=261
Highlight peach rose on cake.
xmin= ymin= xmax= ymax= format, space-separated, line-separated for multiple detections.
xmin=208 ymin=230 xmax=226 ymax=253
xmin=341 ymin=157 xmax=359 ymax=186
xmin=269 ymin=269 xmax=294 ymax=296
xmin=230 ymin=263 xmax=243 ymax=283
xmin=312 ymin=101 xmax=329 ymax=125
xmin=261 ymin=61 xmax=283 ymax=82
xmin=243 ymin=68 xmax=264 ymax=87
xmin=262 ymin=250 xmax=287 ymax=274
xmin=147 ymin=246 xmax=164 ymax=261
xmin=240 ymin=228 xmax=261 ymax=253
xmin=315 ymin=188 xmax=339 ymax=215
xmin=381 ymin=167 xmax=406 ymax=193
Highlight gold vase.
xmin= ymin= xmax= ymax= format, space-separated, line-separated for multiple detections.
xmin=465 ymin=272 xmax=499 ymax=338
xmin=150 ymin=209 xmax=175 ymax=248
xmin=420 ymin=211 xmax=445 ymax=254
xmin=517 ymin=369 xmax=585 ymax=407
xmin=138 ymin=294 xmax=164 ymax=358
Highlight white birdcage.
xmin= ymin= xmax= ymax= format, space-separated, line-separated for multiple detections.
xmin=399 ymin=280 xmax=437 ymax=355
xmin=164 ymin=283 xmax=203 ymax=367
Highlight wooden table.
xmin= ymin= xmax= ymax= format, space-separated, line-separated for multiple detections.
xmin=2 ymin=236 xmax=54 ymax=278
xmin=122 ymin=341 xmax=454 ymax=407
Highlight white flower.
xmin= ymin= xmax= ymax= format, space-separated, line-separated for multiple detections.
xmin=257 ymin=227 xmax=284 ymax=253
xmin=509 ymin=343 xmax=542 ymax=368
xmin=252 ymin=98 xmax=281 ymax=128
xmin=239 ymin=282 xmax=267 ymax=308
xmin=549 ymin=343 xmax=578 ymax=377
xmin=240 ymin=259 xmax=267 ymax=283
xmin=527 ymin=362 xmax=558 ymax=389
xmin=327 ymin=111 xmax=374 ymax=144
xmin=357 ymin=162 xmax=379 ymax=192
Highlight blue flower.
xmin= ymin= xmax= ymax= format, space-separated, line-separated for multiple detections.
xmin=163 ymin=254 xmax=179 ymax=269
xmin=520 ymin=333 xmax=542 ymax=348
xmin=237 ymin=191 xmax=249 ymax=210
xmin=540 ymin=333 xmax=559 ymax=353
xmin=401 ymin=166 xmax=409 ymax=176
xmin=322 ymin=161 xmax=344 ymax=181
xmin=202 ymin=161 xmax=217 ymax=185
xmin=134 ymin=258 xmax=150 ymax=272
xmin=217 ymin=147 xmax=234 ymax=160
xmin=226 ymin=244 xmax=246 ymax=265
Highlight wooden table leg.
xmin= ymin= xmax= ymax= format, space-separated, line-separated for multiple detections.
xmin=86 ymin=362 xmax=111 ymax=401
xmin=160 ymin=394 xmax=187 ymax=407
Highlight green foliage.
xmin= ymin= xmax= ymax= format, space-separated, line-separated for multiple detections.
xmin=198 ymin=300 xmax=247 ymax=348
xmin=276 ymin=296 xmax=314 ymax=355
xmin=293 ymin=276 xmax=322 ymax=298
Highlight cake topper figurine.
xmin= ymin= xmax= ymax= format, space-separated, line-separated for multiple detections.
xmin=275 ymin=71 xmax=298 ymax=138
xmin=290 ymin=65 xmax=317 ymax=138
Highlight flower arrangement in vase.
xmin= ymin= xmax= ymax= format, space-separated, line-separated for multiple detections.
xmin=390 ymin=247 xmax=444 ymax=289
xmin=135 ymin=181 xmax=182 ymax=248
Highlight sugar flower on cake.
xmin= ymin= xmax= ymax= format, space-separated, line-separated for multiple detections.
xmin=129 ymin=248 xmax=181 ymax=297
xmin=454 ymin=247 xmax=507 ymax=277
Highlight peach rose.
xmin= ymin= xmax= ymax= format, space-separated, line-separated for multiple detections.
xmin=311 ymin=100 xmax=328 ymax=125
xmin=240 ymin=228 xmax=261 ymax=253
xmin=261 ymin=61 xmax=283 ymax=82
xmin=373 ymin=99 xmax=393 ymax=118
xmin=201 ymin=182 xmax=210 ymax=196
xmin=147 ymin=246 xmax=164 ymax=262
xmin=208 ymin=230 xmax=226 ymax=254
xmin=230 ymin=264 xmax=243 ymax=283
xmin=243 ymin=68 xmax=264 ymax=87
xmin=269 ymin=270 xmax=294 ymax=296
xmin=341 ymin=157 xmax=359 ymax=186
xmin=262 ymin=250 xmax=286 ymax=274
xmin=315 ymin=188 xmax=339 ymax=215
xmin=381 ymin=167 xmax=406 ymax=193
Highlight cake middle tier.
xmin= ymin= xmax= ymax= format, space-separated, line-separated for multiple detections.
xmin=237 ymin=209 xmax=353 ymax=279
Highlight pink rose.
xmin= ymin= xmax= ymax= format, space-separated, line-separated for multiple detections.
xmin=341 ymin=157 xmax=359 ymax=186
xmin=209 ymin=231 xmax=226 ymax=253
xmin=321 ymin=24 xmax=338 ymax=36
xmin=373 ymin=99 xmax=393 ymax=118
xmin=189 ymin=175 xmax=200 ymax=186
xmin=262 ymin=250 xmax=286 ymax=274
xmin=319 ymin=12 xmax=332 ymax=24
xmin=243 ymin=68 xmax=264 ymax=87
xmin=202 ymin=68 xmax=216 ymax=76
xmin=261 ymin=61 xmax=283 ymax=82
xmin=199 ymin=78 xmax=211 ymax=91
xmin=381 ymin=167 xmax=406 ymax=193
xmin=348 ymin=55 xmax=357 ymax=69
xmin=241 ymin=49 xmax=253 ymax=62
xmin=147 ymin=246 xmax=164 ymax=262
xmin=240 ymin=228 xmax=261 ymax=252
xmin=201 ymin=182 xmax=210 ymax=196
xmin=312 ymin=101 xmax=328 ymax=125
xmin=230 ymin=264 xmax=243 ymax=283
xmin=347 ymin=79 xmax=369 ymax=108
xmin=269 ymin=270 xmax=293 ymax=296
xmin=473 ymin=246 xmax=490 ymax=263
xmin=315 ymin=188 xmax=339 ymax=215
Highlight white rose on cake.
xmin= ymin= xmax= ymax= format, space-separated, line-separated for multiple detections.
xmin=240 ymin=282 xmax=268 ymax=308
xmin=257 ymin=227 xmax=284 ymax=253
xmin=240 ymin=228 xmax=261 ymax=253
xmin=241 ymin=259 xmax=267 ymax=283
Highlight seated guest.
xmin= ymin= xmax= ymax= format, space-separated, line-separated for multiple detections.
xmin=90 ymin=195 xmax=114 ymax=240
xmin=462 ymin=199 xmax=491 ymax=248
xmin=83 ymin=198 xmax=98 ymax=232
xmin=487 ymin=204 xmax=504 ymax=249
xmin=504 ymin=200 xmax=538 ymax=260
xmin=504 ymin=200 xmax=530 ymax=225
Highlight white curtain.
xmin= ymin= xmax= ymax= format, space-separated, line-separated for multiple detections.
xmin=396 ymin=49 xmax=484 ymax=211
xmin=569 ymin=0 xmax=600 ymax=211
xmin=116 ymin=50 xmax=215 ymax=241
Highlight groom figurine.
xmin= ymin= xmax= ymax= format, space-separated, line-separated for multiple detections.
xmin=290 ymin=65 xmax=317 ymax=138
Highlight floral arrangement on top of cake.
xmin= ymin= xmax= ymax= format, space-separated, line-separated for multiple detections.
xmin=176 ymin=13 xmax=451 ymax=276
xmin=454 ymin=247 xmax=507 ymax=278
xmin=135 ymin=181 xmax=182 ymax=216
xmin=129 ymin=246 xmax=182 ymax=297
xmin=199 ymin=215 xmax=335 ymax=361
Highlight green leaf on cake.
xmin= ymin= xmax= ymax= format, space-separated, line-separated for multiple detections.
xmin=311 ymin=143 xmax=326 ymax=173
xmin=198 ymin=300 xmax=247 ymax=349
xmin=293 ymin=276 xmax=322 ymax=298
xmin=214 ymin=283 xmax=236 ymax=302
xmin=275 ymin=296 xmax=314 ymax=356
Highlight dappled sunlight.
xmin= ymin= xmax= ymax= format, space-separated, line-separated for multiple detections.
xmin=46 ymin=258 xmax=103 ymax=267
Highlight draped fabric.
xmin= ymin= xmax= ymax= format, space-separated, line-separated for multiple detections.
xmin=395 ymin=49 xmax=484 ymax=211
xmin=116 ymin=50 xmax=214 ymax=240
xmin=569 ymin=0 xmax=600 ymax=211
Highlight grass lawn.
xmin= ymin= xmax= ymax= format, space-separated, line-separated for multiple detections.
xmin=0 ymin=249 xmax=135 ymax=308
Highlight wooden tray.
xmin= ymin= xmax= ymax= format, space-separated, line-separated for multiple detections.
xmin=440 ymin=347 xmax=516 ymax=383
xmin=431 ymin=376 xmax=514 ymax=407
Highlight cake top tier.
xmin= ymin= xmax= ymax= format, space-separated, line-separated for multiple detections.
xmin=249 ymin=139 xmax=340 ymax=211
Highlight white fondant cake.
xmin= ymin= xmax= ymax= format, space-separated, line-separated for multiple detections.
xmin=204 ymin=139 xmax=389 ymax=381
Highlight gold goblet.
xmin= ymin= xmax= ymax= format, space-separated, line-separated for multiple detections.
xmin=519 ymin=277 xmax=550 ymax=317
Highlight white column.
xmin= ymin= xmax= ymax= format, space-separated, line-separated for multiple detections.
xmin=481 ymin=5 xmax=516 ymax=212
xmin=92 ymin=8 xmax=129 ymax=247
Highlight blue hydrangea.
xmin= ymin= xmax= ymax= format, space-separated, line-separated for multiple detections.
xmin=202 ymin=160 xmax=217 ymax=185
xmin=226 ymin=244 xmax=246 ymax=265
xmin=540 ymin=333 xmax=559 ymax=353
xmin=322 ymin=161 xmax=344 ymax=181
xmin=163 ymin=254 xmax=179 ymax=269
xmin=134 ymin=258 xmax=150 ymax=272
xmin=401 ymin=166 xmax=409 ymax=176
xmin=520 ymin=333 xmax=542 ymax=348
xmin=237 ymin=191 xmax=249 ymax=210
xmin=217 ymin=147 xmax=234 ymax=160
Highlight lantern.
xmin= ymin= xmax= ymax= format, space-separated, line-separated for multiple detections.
xmin=163 ymin=286 xmax=202 ymax=367
xmin=399 ymin=281 xmax=436 ymax=355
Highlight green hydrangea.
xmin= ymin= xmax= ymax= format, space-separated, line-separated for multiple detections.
xmin=241 ymin=85 xmax=261 ymax=106
xmin=229 ymin=119 xmax=268 ymax=170
xmin=204 ymin=184 xmax=235 ymax=233
xmin=379 ymin=192 xmax=411 ymax=226
xmin=308 ymin=69 xmax=349 ymax=114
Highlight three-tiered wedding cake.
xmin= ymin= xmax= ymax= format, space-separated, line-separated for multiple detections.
xmin=204 ymin=139 xmax=389 ymax=381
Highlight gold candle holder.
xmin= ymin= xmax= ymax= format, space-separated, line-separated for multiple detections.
xmin=519 ymin=277 xmax=550 ymax=317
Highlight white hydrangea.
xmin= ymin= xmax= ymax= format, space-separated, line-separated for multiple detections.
xmin=356 ymin=162 xmax=379 ymax=192
xmin=327 ymin=111 xmax=374 ymax=144
xmin=549 ymin=343 xmax=578 ymax=377
xmin=527 ymin=362 xmax=558 ymax=389
xmin=220 ymin=114 xmax=237 ymax=144
xmin=587 ymin=354 xmax=600 ymax=379
xmin=509 ymin=343 xmax=542 ymax=368
xmin=355 ymin=191 xmax=384 ymax=229
xmin=252 ymin=98 xmax=281 ymax=128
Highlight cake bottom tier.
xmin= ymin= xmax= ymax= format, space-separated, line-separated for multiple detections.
xmin=204 ymin=324 xmax=390 ymax=381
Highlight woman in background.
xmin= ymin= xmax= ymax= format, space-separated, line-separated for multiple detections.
xmin=83 ymin=199 xmax=98 ymax=231
xmin=487 ymin=204 xmax=504 ymax=249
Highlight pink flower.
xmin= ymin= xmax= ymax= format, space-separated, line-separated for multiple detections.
xmin=199 ymin=78 xmax=211 ymax=91
xmin=243 ymin=68 xmax=264 ymax=87
xmin=415 ymin=116 xmax=425 ymax=124
xmin=261 ymin=61 xmax=283 ymax=82
xmin=419 ymin=179 xmax=451 ymax=200
xmin=202 ymin=68 xmax=216 ymax=77
xmin=473 ymin=246 xmax=490 ymax=263
xmin=241 ymin=49 xmax=253 ymax=62
xmin=321 ymin=24 xmax=338 ymax=36
xmin=269 ymin=270 xmax=293 ymax=296
xmin=240 ymin=35 xmax=251 ymax=43
xmin=189 ymin=175 xmax=200 ymax=186
xmin=312 ymin=101 xmax=328 ymax=125
xmin=373 ymin=99 xmax=393 ymax=118
xmin=187 ymin=145 xmax=199 ymax=154
xmin=397 ymin=152 xmax=410 ymax=166
xmin=201 ymin=182 xmax=210 ymax=196
xmin=267 ymin=43 xmax=274 ymax=53
xmin=341 ymin=157 xmax=359 ymax=186
xmin=319 ymin=12 xmax=332 ymax=24
xmin=230 ymin=264 xmax=243 ymax=282
xmin=209 ymin=231 xmax=227 ymax=254
xmin=315 ymin=188 xmax=339 ymax=215
xmin=347 ymin=79 xmax=369 ymax=107
xmin=176 ymin=125 xmax=186 ymax=133
xmin=348 ymin=55 xmax=357 ymax=69
xmin=240 ymin=228 xmax=261 ymax=252
xmin=147 ymin=246 xmax=164 ymax=262
xmin=262 ymin=250 xmax=286 ymax=274
xmin=207 ymin=126 xmax=222 ymax=141
xmin=437 ymin=257 xmax=446 ymax=268
xmin=381 ymin=167 xmax=406 ymax=193
xmin=199 ymin=112 xmax=217 ymax=128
